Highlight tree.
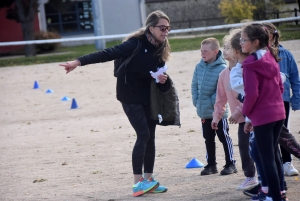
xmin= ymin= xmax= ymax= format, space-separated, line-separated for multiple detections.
xmin=0 ymin=0 xmax=75 ymax=57
xmin=0 ymin=0 xmax=39 ymax=57
xmin=218 ymin=0 xmax=257 ymax=24
xmin=251 ymin=0 xmax=286 ymax=20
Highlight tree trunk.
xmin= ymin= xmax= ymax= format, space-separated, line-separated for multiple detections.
xmin=21 ymin=21 xmax=36 ymax=57
xmin=15 ymin=0 xmax=38 ymax=57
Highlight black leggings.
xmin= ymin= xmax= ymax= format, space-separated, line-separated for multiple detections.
xmin=122 ymin=103 xmax=156 ymax=175
xmin=253 ymin=119 xmax=284 ymax=201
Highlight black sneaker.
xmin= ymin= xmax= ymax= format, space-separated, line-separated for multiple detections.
xmin=200 ymin=164 xmax=218 ymax=176
xmin=220 ymin=164 xmax=237 ymax=175
xmin=281 ymin=192 xmax=288 ymax=201
xmin=243 ymin=183 xmax=261 ymax=197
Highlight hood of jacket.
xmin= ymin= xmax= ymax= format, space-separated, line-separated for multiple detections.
xmin=243 ymin=50 xmax=279 ymax=79
xmin=199 ymin=50 xmax=226 ymax=68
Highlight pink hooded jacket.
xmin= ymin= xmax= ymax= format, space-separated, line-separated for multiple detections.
xmin=213 ymin=68 xmax=245 ymax=124
xmin=242 ymin=50 xmax=285 ymax=126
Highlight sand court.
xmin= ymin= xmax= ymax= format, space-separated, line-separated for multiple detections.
xmin=0 ymin=40 xmax=299 ymax=200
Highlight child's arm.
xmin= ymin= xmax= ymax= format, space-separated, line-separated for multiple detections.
xmin=288 ymin=55 xmax=300 ymax=110
xmin=230 ymin=63 xmax=245 ymax=95
xmin=191 ymin=65 xmax=199 ymax=107
xmin=212 ymin=72 xmax=227 ymax=127
xmin=242 ymin=66 xmax=259 ymax=117
xmin=229 ymin=103 xmax=243 ymax=124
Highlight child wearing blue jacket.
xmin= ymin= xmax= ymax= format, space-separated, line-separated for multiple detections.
xmin=191 ymin=37 xmax=236 ymax=176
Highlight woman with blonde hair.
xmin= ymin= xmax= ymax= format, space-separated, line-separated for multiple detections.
xmin=60 ymin=10 xmax=175 ymax=197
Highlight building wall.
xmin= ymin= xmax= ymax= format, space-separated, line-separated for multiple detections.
xmin=102 ymin=0 xmax=145 ymax=35
xmin=145 ymin=0 xmax=225 ymax=29
xmin=42 ymin=0 xmax=145 ymax=46
xmin=0 ymin=9 xmax=40 ymax=54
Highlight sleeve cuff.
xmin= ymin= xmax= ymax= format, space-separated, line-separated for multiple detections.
xmin=245 ymin=117 xmax=252 ymax=123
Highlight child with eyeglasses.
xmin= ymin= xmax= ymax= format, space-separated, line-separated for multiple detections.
xmin=230 ymin=25 xmax=300 ymax=201
xmin=263 ymin=22 xmax=300 ymax=177
xmin=239 ymin=23 xmax=286 ymax=201
xmin=191 ymin=37 xmax=237 ymax=176
xmin=212 ymin=29 xmax=258 ymax=191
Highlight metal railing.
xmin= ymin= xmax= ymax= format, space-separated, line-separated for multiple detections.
xmin=0 ymin=16 xmax=299 ymax=47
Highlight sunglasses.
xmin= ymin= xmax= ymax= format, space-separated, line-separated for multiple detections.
xmin=154 ymin=25 xmax=171 ymax=32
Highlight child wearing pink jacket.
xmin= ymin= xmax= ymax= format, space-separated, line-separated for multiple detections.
xmin=212 ymin=32 xmax=258 ymax=190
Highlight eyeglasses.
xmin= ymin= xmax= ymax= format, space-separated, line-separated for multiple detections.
xmin=154 ymin=25 xmax=171 ymax=32
xmin=240 ymin=38 xmax=251 ymax=44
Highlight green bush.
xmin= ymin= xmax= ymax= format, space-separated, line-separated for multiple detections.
xmin=34 ymin=31 xmax=61 ymax=52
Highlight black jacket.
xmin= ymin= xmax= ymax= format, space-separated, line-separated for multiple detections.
xmin=77 ymin=35 xmax=167 ymax=104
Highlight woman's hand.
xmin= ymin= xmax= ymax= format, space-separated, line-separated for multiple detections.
xmin=59 ymin=60 xmax=81 ymax=74
xmin=157 ymin=74 xmax=168 ymax=84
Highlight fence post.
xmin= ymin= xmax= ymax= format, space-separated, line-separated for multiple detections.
xmin=295 ymin=8 xmax=298 ymax=25
xmin=276 ymin=10 xmax=280 ymax=27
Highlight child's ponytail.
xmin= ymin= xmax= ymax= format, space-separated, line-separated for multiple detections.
xmin=262 ymin=22 xmax=280 ymax=48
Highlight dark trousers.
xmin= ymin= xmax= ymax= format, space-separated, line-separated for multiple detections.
xmin=122 ymin=103 xmax=156 ymax=175
xmin=238 ymin=122 xmax=256 ymax=177
xmin=202 ymin=118 xmax=235 ymax=166
xmin=250 ymin=123 xmax=299 ymax=190
xmin=249 ymin=132 xmax=284 ymax=191
xmin=253 ymin=120 xmax=285 ymax=201
xmin=280 ymin=101 xmax=292 ymax=163
xmin=278 ymin=125 xmax=300 ymax=159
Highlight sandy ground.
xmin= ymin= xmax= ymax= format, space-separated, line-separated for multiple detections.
xmin=0 ymin=40 xmax=300 ymax=201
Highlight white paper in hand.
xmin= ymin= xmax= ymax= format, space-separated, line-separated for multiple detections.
xmin=150 ymin=65 xmax=168 ymax=83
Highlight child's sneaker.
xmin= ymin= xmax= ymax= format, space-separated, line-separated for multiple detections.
xmin=147 ymin=175 xmax=168 ymax=193
xmin=237 ymin=177 xmax=258 ymax=190
xmin=243 ymin=183 xmax=261 ymax=197
xmin=200 ymin=164 xmax=218 ymax=175
xmin=220 ymin=164 xmax=237 ymax=175
xmin=132 ymin=177 xmax=159 ymax=197
xmin=283 ymin=162 xmax=299 ymax=176
xmin=251 ymin=189 xmax=272 ymax=201
xmin=281 ymin=192 xmax=288 ymax=201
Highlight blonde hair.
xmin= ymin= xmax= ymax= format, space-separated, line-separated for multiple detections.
xmin=223 ymin=28 xmax=242 ymax=45
xmin=201 ymin=37 xmax=220 ymax=51
xmin=124 ymin=10 xmax=171 ymax=62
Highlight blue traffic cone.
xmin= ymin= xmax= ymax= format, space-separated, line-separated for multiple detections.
xmin=33 ymin=81 xmax=39 ymax=89
xmin=45 ymin=89 xmax=54 ymax=93
xmin=70 ymin=98 xmax=78 ymax=109
xmin=185 ymin=158 xmax=204 ymax=169
xmin=61 ymin=96 xmax=71 ymax=101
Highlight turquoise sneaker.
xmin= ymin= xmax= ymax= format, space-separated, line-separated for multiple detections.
xmin=147 ymin=175 xmax=168 ymax=193
xmin=132 ymin=177 xmax=159 ymax=197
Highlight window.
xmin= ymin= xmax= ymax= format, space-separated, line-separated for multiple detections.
xmin=45 ymin=1 xmax=93 ymax=35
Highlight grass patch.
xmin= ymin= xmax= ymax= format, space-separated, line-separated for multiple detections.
xmin=0 ymin=29 xmax=299 ymax=67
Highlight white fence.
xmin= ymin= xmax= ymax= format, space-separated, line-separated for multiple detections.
xmin=0 ymin=16 xmax=299 ymax=47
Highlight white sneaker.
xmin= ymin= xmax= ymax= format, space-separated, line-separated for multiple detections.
xmin=237 ymin=177 xmax=259 ymax=190
xmin=283 ymin=162 xmax=299 ymax=176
